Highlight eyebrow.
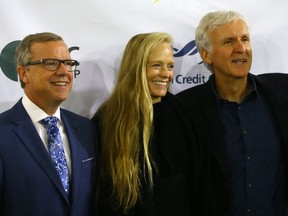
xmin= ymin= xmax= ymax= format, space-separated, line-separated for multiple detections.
xmin=223 ymin=33 xmax=250 ymax=39
xmin=148 ymin=60 xmax=175 ymax=64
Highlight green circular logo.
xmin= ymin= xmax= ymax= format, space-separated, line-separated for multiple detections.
xmin=0 ymin=40 xmax=21 ymax=82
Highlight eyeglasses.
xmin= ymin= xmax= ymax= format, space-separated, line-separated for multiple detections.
xmin=25 ymin=58 xmax=79 ymax=72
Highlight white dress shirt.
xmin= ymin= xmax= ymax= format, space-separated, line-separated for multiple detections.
xmin=21 ymin=94 xmax=72 ymax=177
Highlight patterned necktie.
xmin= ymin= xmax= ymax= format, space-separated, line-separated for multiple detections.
xmin=40 ymin=116 xmax=69 ymax=194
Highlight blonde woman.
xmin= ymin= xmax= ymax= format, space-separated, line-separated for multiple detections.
xmin=93 ymin=32 xmax=205 ymax=216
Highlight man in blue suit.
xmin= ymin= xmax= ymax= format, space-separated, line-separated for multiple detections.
xmin=0 ymin=32 xmax=98 ymax=215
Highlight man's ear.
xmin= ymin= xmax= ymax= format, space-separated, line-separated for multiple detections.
xmin=18 ymin=66 xmax=29 ymax=84
xmin=201 ymin=49 xmax=212 ymax=65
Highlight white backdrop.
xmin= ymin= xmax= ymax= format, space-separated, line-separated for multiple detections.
xmin=1 ymin=0 xmax=288 ymax=118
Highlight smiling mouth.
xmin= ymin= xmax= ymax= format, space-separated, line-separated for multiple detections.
xmin=232 ymin=59 xmax=247 ymax=64
xmin=51 ymin=82 xmax=68 ymax=86
xmin=153 ymin=81 xmax=168 ymax=86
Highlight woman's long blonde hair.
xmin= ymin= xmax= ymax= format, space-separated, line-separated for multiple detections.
xmin=96 ymin=32 xmax=173 ymax=212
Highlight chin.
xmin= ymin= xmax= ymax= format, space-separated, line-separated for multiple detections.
xmin=150 ymin=88 xmax=168 ymax=98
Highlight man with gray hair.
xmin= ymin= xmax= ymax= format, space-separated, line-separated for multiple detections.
xmin=177 ymin=10 xmax=288 ymax=215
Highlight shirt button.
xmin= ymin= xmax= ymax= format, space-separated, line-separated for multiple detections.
xmin=247 ymin=208 xmax=252 ymax=213
xmin=247 ymin=155 xmax=251 ymax=160
xmin=243 ymin=130 xmax=247 ymax=135
xmin=248 ymin=183 xmax=253 ymax=188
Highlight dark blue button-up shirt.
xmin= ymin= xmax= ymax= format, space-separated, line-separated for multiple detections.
xmin=211 ymin=74 xmax=286 ymax=216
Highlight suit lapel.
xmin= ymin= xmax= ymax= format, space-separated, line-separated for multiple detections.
xmin=255 ymin=77 xmax=288 ymax=153
xmin=10 ymin=100 xmax=70 ymax=203
xmin=61 ymin=112 xmax=84 ymax=203
xmin=199 ymin=81 xmax=229 ymax=178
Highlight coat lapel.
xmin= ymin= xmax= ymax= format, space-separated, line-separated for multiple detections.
xmin=10 ymin=100 xmax=70 ymax=203
xmin=198 ymin=80 xmax=229 ymax=178
xmin=60 ymin=112 xmax=84 ymax=203
xmin=254 ymin=76 xmax=288 ymax=156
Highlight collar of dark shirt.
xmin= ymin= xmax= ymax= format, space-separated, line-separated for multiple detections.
xmin=210 ymin=73 xmax=260 ymax=107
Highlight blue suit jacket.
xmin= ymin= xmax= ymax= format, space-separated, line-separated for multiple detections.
xmin=0 ymin=99 xmax=98 ymax=216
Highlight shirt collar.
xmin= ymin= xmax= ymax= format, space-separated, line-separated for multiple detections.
xmin=211 ymin=73 xmax=260 ymax=105
xmin=22 ymin=94 xmax=61 ymax=123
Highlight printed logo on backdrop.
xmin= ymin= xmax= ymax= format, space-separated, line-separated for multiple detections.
xmin=0 ymin=41 xmax=80 ymax=83
xmin=171 ymin=40 xmax=211 ymax=94
xmin=0 ymin=39 xmax=210 ymax=94
xmin=0 ymin=41 xmax=20 ymax=82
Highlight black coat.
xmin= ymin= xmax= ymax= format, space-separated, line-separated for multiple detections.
xmin=176 ymin=73 xmax=288 ymax=216
xmin=94 ymin=92 xmax=209 ymax=216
